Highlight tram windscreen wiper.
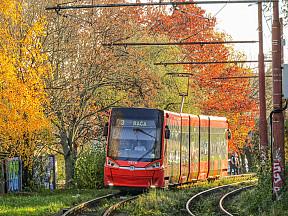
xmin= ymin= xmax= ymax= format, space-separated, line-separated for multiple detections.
xmin=133 ymin=127 xmax=155 ymax=139
xmin=137 ymin=143 xmax=156 ymax=161
xmin=133 ymin=127 xmax=157 ymax=161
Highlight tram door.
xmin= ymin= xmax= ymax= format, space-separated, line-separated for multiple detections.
xmin=189 ymin=115 xmax=199 ymax=181
xmin=198 ymin=116 xmax=209 ymax=180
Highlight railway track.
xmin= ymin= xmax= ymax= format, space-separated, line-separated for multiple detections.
xmin=219 ymin=184 xmax=257 ymax=215
xmin=61 ymin=193 xmax=117 ymax=216
xmin=103 ymin=195 xmax=139 ymax=216
xmin=186 ymin=179 xmax=258 ymax=216
xmin=60 ymin=174 xmax=256 ymax=216
xmin=61 ymin=191 xmax=142 ymax=216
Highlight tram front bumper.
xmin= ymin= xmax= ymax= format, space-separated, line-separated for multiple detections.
xmin=106 ymin=167 xmax=163 ymax=188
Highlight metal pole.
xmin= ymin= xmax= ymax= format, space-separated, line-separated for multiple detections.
xmin=280 ymin=18 xmax=284 ymax=64
xmin=272 ymin=0 xmax=285 ymax=200
xmin=180 ymin=95 xmax=185 ymax=113
xmin=258 ymin=2 xmax=268 ymax=167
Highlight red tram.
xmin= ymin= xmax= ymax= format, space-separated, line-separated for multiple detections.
xmin=103 ymin=107 xmax=230 ymax=189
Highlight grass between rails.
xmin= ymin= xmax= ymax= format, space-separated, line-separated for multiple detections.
xmin=0 ymin=188 xmax=115 ymax=216
xmin=0 ymin=179 xmax=237 ymax=216
xmin=120 ymin=176 xmax=288 ymax=216
xmin=120 ymin=178 xmax=256 ymax=216
xmin=2 ymin=176 xmax=283 ymax=216
xmin=227 ymin=174 xmax=288 ymax=216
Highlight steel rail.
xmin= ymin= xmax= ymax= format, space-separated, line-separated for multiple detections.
xmin=103 ymin=195 xmax=139 ymax=216
xmin=219 ymin=184 xmax=257 ymax=215
xmin=46 ymin=1 xmax=275 ymax=10
xmin=186 ymin=179 xmax=258 ymax=216
xmin=62 ymin=193 xmax=117 ymax=216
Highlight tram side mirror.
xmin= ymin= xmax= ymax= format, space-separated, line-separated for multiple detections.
xmin=227 ymin=129 xmax=232 ymax=140
xmin=165 ymin=125 xmax=170 ymax=139
xmin=103 ymin=122 xmax=109 ymax=136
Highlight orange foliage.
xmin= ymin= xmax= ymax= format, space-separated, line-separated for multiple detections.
xmin=144 ymin=0 xmax=257 ymax=153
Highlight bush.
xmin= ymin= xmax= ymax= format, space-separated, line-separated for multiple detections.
xmin=73 ymin=143 xmax=106 ymax=189
xmin=231 ymin=167 xmax=288 ymax=216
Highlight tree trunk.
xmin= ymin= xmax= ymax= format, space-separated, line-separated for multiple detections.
xmin=60 ymin=127 xmax=75 ymax=188
xmin=239 ymin=153 xmax=246 ymax=174
xmin=64 ymin=154 xmax=74 ymax=188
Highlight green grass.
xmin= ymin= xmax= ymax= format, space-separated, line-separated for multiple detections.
xmin=120 ymin=178 xmax=258 ymax=216
xmin=1 ymin=176 xmax=285 ymax=216
xmin=0 ymin=188 xmax=114 ymax=216
xmin=228 ymin=184 xmax=288 ymax=216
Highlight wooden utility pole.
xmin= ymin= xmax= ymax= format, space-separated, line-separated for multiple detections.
xmin=272 ymin=0 xmax=285 ymax=200
xmin=258 ymin=3 xmax=268 ymax=166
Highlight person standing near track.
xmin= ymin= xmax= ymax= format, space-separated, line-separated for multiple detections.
xmin=234 ymin=154 xmax=240 ymax=175
xmin=230 ymin=153 xmax=236 ymax=175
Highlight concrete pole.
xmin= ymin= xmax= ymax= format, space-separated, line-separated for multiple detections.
xmin=272 ymin=0 xmax=285 ymax=200
xmin=258 ymin=2 xmax=268 ymax=166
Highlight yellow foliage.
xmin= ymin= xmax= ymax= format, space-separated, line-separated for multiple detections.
xmin=0 ymin=0 xmax=51 ymax=166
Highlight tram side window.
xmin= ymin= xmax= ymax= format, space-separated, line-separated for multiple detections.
xmin=166 ymin=121 xmax=174 ymax=165
xmin=220 ymin=128 xmax=227 ymax=160
xmin=171 ymin=124 xmax=177 ymax=165
xmin=200 ymin=126 xmax=209 ymax=160
xmin=190 ymin=126 xmax=199 ymax=163
xmin=210 ymin=127 xmax=222 ymax=161
xmin=182 ymin=124 xmax=189 ymax=164
xmin=201 ymin=142 xmax=208 ymax=155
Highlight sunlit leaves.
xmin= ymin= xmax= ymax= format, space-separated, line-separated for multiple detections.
xmin=0 ymin=0 xmax=51 ymax=166
xmin=143 ymin=0 xmax=257 ymax=153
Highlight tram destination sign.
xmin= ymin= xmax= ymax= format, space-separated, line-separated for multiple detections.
xmin=116 ymin=119 xmax=156 ymax=127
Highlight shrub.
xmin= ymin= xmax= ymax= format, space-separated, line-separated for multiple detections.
xmin=73 ymin=142 xmax=106 ymax=189
xmin=231 ymin=166 xmax=288 ymax=216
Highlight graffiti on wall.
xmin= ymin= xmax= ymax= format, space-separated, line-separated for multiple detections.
xmin=49 ymin=156 xmax=56 ymax=189
xmin=273 ymin=147 xmax=284 ymax=199
xmin=34 ymin=155 xmax=55 ymax=189
xmin=7 ymin=157 xmax=22 ymax=192
xmin=273 ymin=161 xmax=283 ymax=193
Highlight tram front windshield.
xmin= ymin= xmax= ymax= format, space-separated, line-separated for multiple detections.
xmin=107 ymin=109 xmax=163 ymax=162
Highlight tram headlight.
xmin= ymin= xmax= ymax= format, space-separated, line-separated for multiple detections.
xmin=145 ymin=162 xmax=161 ymax=170
xmin=107 ymin=159 xmax=119 ymax=168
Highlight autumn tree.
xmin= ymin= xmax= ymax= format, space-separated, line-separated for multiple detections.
xmin=35 ymin=0 xmax=163 ymax=187
xmin=144 ymin=1 xmax=258 ymax=153
xmin=23 ymin=0 xmax=259 ymax=186
xmin=0 ymin=0 xmax=51 ymax=166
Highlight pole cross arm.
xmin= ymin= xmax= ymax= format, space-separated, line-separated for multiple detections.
xmin=165 ymin=73 xmax=194 ymax=77
xmin=45 ymin=1 xmax=276 ymax=11
xmin=102 ymin=41 xmax=258 ymax=46
xmin=155 ymin=60 xmax=272 ymax=65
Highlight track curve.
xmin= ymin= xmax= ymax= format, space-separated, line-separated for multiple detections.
xmin=219 ymin=184 xmax=256 ymax=216
xmin=186 ymin=180 xmax=257 ymax=216
xmin=103 ymin=195 xmax=139 ymax=216
xmin=61 ymin=193 xmax=117 ymax=216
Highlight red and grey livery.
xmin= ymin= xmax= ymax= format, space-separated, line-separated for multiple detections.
xmin=104 ymin=107 xmax=230 ymax=190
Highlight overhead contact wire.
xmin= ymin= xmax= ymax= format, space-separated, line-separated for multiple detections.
xmin=181 ymin=0 xmax=231 ymax=42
